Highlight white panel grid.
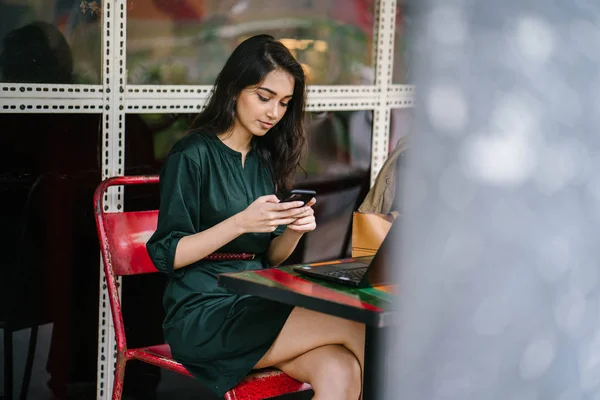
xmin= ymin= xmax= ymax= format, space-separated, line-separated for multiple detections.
xmin=124 ymin=95 xmax=383 ymax=114
xmin=97 ymin=0 xmax=127 ymax=399
xmin=126 ymin=98 xmax=204 ymax=113
xmin=388 ymin=85 xmax=415 ymax=108
xmin=305 ymin=99 xmax=380 ymax=111
xmin=124 ymin=85 xmax=383 ymax=113
xmin=370 ymin=0 xmax=398 ymax=185
xmin=127 ymin=85 xmax=379 ymax=99
xmin=0 ymin=85 xmax=104 ymax=112
xmin=0 ymin=84 xmax=103 ymax=98
xmin=0 ymin=98 xmax=103 ymax=113
xmin=126 ymin=85 xmax=213 ymax=100
xmin=390 ymin=84 xmax=415 ymax=93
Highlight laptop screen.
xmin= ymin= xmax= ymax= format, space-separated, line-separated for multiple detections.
xmin=362 ymin=218 xmax=401 ymax=287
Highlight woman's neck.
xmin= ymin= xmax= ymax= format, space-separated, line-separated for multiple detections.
xmin=218 ymin=126 xmax=253 ymax=154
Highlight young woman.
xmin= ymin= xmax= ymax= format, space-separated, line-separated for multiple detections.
xmin=147 ymin=35 xmax=365 ymax=400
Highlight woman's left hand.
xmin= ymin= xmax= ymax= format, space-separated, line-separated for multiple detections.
xmin=286 ymin=197 xmax=317 ymax=234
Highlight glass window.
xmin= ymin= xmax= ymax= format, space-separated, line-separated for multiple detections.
xmin=389 ymin=107 xmax=412 ymax=152
xmin=298 ymin=110 xmax=372 ymax=262
xmin=0 ymin=113 xmax=101 ymax=173
xmin=393 ymin=0 xmax=409 ymax=83
xmin=0 ymin=1 xmax=103 ymax=84
xmin=126 ymin=110 xmax=373 ymax=175
xmin=0 ymin=113 xmax=102 ymax=393
xmin=125 ymin=113 xmax=195 ymax=171
xmin=301 ymin=110 xmax=371 ymax=176
xmin=126 ymin=0 xmax=375 ymax=85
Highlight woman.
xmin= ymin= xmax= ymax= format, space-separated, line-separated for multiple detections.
xmin=147 ymin=35 xmax=365 ymax=400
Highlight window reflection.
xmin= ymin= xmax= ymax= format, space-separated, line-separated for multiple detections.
xmin=389 ymin=107 xmax=412 ymax=153
xmin=297 ymin=110 xmax=371 ymax=262
xmin=393 ymin=1 xmax=410 ymax=83
xmin=126 ymin=111 xmax=372 ymax=175
xmin=0 ymin=113 xmax=102 ymax=397
xmin=126 ymin=0 xmax=374 ymax=85
xmin=303 ymin=110 xmax=371 ymax=177
xmin=0 ymin=0 xmax=102 ymax=84
xmin=303 ymin=108 xmax=412 ymax=175
xmin=125 ymin=113 xmax=195 ymax=168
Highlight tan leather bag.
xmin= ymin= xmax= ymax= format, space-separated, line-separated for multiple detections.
xmin=351 ymin=212 xmax=399 ymax=257
xmin=351 ymin=138 xmax=407 ymax=257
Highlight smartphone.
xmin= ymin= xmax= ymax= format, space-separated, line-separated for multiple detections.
xmin=279 ymin=189 xmax=316 ymax=206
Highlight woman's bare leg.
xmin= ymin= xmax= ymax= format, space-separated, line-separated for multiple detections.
xmin=254 ymin=307 xmax=365 ymax=394
xmin=275 ymin=344 xmax=361 ymax=400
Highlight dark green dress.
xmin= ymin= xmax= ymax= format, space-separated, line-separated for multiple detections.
xmin=146 ymin=131 xmax=294 ymax=397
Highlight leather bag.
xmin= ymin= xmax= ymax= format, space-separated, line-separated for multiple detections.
xmin=351 ymin=137 xmax=407 ymax=257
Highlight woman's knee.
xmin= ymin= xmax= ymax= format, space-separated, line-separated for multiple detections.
xmin=336 ymin=318 xmax=366 ymax=360
xmin=318 ymin=348 xmax=362 ymax=398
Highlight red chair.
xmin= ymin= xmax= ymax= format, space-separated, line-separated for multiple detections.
xmin=94 ymin=175 xmax=311 ymax=400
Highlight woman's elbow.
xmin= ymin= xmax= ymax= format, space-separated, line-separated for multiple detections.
xmin=266 ymin=251 xmax=287 ymax=267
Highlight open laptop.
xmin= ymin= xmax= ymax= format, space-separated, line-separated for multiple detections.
xmin=293 ymin=220 xmax=399 ymax=288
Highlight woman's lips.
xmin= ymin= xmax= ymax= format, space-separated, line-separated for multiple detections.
xmin=259 ymin=120 xmax=273 ymax=129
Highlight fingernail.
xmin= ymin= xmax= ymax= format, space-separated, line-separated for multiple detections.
xmin=296 ymin=201 xmax=304 ymax=207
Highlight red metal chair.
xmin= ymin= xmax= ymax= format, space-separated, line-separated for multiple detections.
xmin=94 ymin=175 xmax=311 ymax=400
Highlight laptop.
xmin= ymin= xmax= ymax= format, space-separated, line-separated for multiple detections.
xmin=293 ymin=220 xmax=399 ymax=288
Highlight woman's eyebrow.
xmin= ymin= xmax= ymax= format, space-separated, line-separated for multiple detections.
xmin=257 ymin=86 xmax=293 ymax=99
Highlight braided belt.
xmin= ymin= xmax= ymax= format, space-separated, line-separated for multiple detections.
xmin=204 ymin=252 xmax=256 ymax=261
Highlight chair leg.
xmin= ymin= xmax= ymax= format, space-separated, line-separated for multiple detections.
xmin=111 ymin=354 xmax=126 ymax=400
xmin=19 ymin=325 xmax=38 ymax=400
xmin=3 ymin=330 xmax=13 ymax=400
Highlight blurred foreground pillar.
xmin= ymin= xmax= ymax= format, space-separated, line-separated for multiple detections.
xmin=388 ymin=0 xmax=600 ymax=399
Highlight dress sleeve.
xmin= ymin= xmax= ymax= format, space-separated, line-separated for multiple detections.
xmin=146 ymin=152 xmax=201 ymax=278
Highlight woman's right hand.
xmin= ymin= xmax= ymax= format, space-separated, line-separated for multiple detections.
xmin=234 ymin=195 xmax=306 ymax=233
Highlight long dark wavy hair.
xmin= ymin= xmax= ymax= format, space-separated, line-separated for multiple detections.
xmin=192 ymin=34 xmax=307 ymax=192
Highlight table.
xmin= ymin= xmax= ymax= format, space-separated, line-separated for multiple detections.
xmin=218 ymin=263 xmax=396 ymax=400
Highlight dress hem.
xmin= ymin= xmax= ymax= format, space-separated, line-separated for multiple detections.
xmin=177 ymin=303 xmax=295 ymax=398
xmin=211 ymin=306 xmax=294 ymax=397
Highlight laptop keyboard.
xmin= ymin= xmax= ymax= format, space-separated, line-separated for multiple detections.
xmin=323 ymin=267 xmax=368 ymax=282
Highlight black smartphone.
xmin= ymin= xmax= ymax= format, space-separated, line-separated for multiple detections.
xmin=279 ymin=189 xmax=316 ymax=206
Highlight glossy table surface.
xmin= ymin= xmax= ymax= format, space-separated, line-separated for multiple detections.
xmin=218 ymin=260 xmax=396 ymax=328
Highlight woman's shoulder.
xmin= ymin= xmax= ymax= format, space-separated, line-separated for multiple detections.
xmin=168 ymin=130 xmax=215 ymax=163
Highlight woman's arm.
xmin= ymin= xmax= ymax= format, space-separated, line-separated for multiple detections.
xmin=174 ymin=195 xmax=307 ymax=269
xmin=267 ymin=198 xmax=317 ymax=266
xmin=267 ymin=229 xmax=304 ymax=266
xmin=173 ymin=215 xmax=244 ymax=269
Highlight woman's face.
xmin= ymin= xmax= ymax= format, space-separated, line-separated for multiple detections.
xmin=234 ymin=69 xmax=295 ymax=138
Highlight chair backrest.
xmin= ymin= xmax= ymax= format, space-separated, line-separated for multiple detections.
xmin=101 ymin=210 xmax=159 ymax=276
xmin=93 ymin=175 xmax=160 ymax=351
xmin=94 ymin=175 xmax=160 ymax=276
